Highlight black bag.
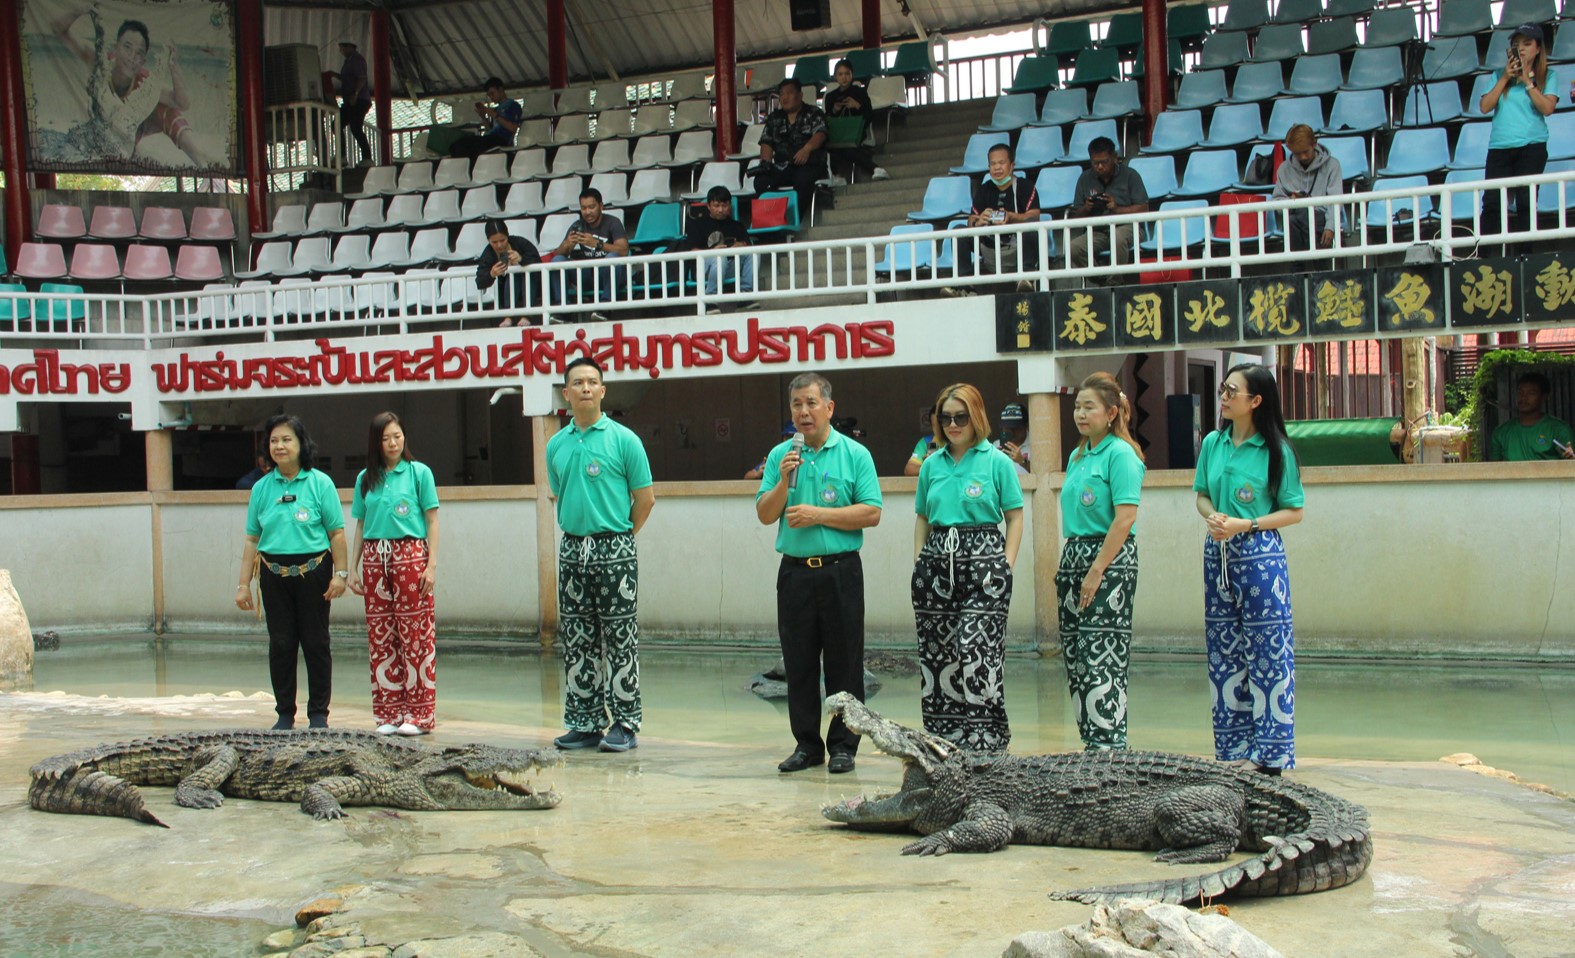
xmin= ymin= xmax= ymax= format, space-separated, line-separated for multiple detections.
xmin=1243 ymin=152 xmax=1276 ymax=186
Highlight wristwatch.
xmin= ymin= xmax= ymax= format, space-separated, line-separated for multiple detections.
xmin=1250 ymin=518 xmax=1260 ymax=533
xmin=335 ymin=571 xmax=349 ymax=579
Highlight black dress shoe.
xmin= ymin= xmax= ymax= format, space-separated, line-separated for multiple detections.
xmin=778 ymin=748 xmax=824 ymax=773
xmin=828 ymin=752 xmax=856 ymax=774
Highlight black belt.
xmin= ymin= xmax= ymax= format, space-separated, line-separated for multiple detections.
xmin=929 ymin=523 xmax=997 ymax=531
xmin=565 ymin=530 xmax=630 ymax=540
xmin=782 ymin=551 xmax=858 ymax=569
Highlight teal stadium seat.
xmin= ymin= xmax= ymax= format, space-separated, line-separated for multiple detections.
xmin=1307 ymin=18 xmax=1360 ymax=56
xmin=908 ymin=176 xmax=974 ymax=222
xmin=1066 ymin=118 xmax=1120 ymax=159
xmin=1271 ymin=0 xmax=1324 ymax=24
xmin=1342 ymin=47 xmax=1405 ymax=90
xmin=1287 ymin=54 xmax=1344 ymax=96
xmin=979 ymin=93 xmax=1040 ymax=132
xmin=1086 ymin=81 xmax=1143 ymax=120
xmin=1045 ymin=21 xmax=1093 ymax=61
xmin=1423 ymin=37 xmax=1484 ymax=81
xmin=1322 ymin=88 xmax=1389 ymax=134
xmin=1103 ymin=12 xmax=1145 ymax=55
xmin=1034 ymin=166 xmax=1084 ymax=211
xmin=1006 ymin=55 xmax=1061 ymax=94
xmin=1448 ymin=121 xmax=1494 ymax=170
xmin=1496 ymin=0 xmax=1554 ymax=24
xmin=1435 ymin=0 xmax=1493 ymax=37
xmin=1139 ymin=200 xmax=1210 ymax=255
xmin=1200 ymin=103 xmax=1265 ymax=147
xmin=1067 ymin=48 xmax=1121 ymax=89
xmin=1536 ymin=160 xmax=1575 ymax=214
xmin=1248 ymin=24 xmax=1306 ymax=62
xmin=629 ymin=202 xmax=685 ymax=246
xmin=1128 ymin=155 xmax=1179 ymax=200
xmin=1015 ymin=126 xmax=1068 ymax=168
xmin=1323 ymin=135 xmax=1371 ymax=180
xmin=1167 ymin=4 xmax=1214 ymax=47
xmin=1142 ymin=110 xmax=1206 ymax=153
xmin=1127 ymin=39 xmax=1184 ymax=79
xmin=1365 ymin=175 xmax=1435 ymax=230
xmin=950 ymin=133 xmax=1012 ymax=174
xmin=1323 ymin=0 xmax=1374 ymax=16
xmin=843 ymin=49 xmax=884 ymax=83
xmin=1174 ymin=150 xmax=1242 ymax=198
xmin=1399 ymin=82 xmax=1465 ymax=126
xmin=1363 ymin=8 xmax=1420 ymax=48
xmin=1034 ymin=88 xmax=1089 ymax=127
xmin=0 ymin=283 xmax=29 ymax=323
xmin=1377 ymin=128 xmax=1450 ymax=176
xmin=1175 ymin=70 xmax=1229 ymax=109
xmin=790 ymin=55 xmax=832 ymax=89
xmin=1227 ymin=61 xmax=1290 ymax=102
xmin=885 ymin=42 xmax=936 ymax=82
xmin=1267 ymin=96 xmax=1326 ymax=139
xmin=1201 ymin=32 xmax=1251 ymax=70
xmin=1219 ymin=0 xmax=1271 ymax=32
xmin=874 ymin=224 xmax=937 ymax=279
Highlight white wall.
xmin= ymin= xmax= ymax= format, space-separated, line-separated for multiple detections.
xmin=0 ymin=500 xmax=153 ymax=628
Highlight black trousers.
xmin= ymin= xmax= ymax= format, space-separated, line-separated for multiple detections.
xmin=776 ymin=553 xmax=865 ymax=756
xmin=259 ymin=551 xmax=334 ymax=723
xmin=340 ymin=100 xmax=373 ymax=164
xmin=753 ymin=160 xmax=822 ymax=224
xmin=955 ymin=233 xmax=1042 ymax=278
xmin=1481 ymin=143 xmax=1548 ymax=238
xmin=449 ymin=133 xmax=508 ymax=159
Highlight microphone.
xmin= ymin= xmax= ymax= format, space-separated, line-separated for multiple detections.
xmin=788 ymin=433 xmax=805 ymax=490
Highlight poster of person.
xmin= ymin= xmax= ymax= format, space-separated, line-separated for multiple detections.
xmin=21 ymin=0 xmax=238 ymax=176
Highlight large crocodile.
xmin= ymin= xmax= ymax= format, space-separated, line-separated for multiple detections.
xmin=819 ymin=693 xmax=1372 ymax=903
xmin=30 ymin=729 xmax=562 ymax=827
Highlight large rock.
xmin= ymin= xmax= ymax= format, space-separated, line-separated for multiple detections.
xmin=0 ymin=570 xmax=34 ymax=686
xmin=1003 ymin=899 xmax=1286 ymax=958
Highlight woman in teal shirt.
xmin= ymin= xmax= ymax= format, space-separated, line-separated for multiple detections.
xmin=1193 ymin=363 xmax=1305 ymax=775
xmin=235 ymin=415 xmax=348 ymax=729
xmin=912 ymin=383 xmax=1024 ymax=751
xmin=349 ymin=412 xmax=441 ymax=736
xmin=1055 ymin=372 xmax=1145 ymax=750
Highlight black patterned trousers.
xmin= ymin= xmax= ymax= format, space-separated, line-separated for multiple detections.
xmin=558 ymin=532 xmax=642 ymax=733
xmin=912 ymin=525 xmax=1014 ymax=752
xmin=1054 ymin=534 xmax=1138 ymax=750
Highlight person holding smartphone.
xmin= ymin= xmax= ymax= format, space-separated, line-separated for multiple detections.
xmin=1061 ymin=137 xmax=1149 ymax=289
xmin=948 ymin=143 xmax=1041 ymax=291
xmin=1272 ymin=124 xmax=1342 ymax=256
xmin=1478 ymin=23 xmax=1560 ymax=245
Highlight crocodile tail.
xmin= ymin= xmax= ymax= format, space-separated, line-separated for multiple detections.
xmin=29 ymin=768 xmax=169 ymax=828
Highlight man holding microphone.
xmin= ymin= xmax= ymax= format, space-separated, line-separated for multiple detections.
xmin=755 ymin=373 xmax=882 ymax=774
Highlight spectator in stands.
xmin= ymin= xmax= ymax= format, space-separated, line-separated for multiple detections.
xmin=550 ymin=188 xmax=629 ymax=315
xmin=754 ymin=78 xmax=828 ymax=221
xmin=683 ymin=185 xmax=754 ymax=310
xmin=904 ymin=404 xmax=939 ymax=476
xmin=1061 ymin=137 xmax=1149 ymax=288
xmin=822 ymin=59 xmax=890 ymax=183
xmin=448 ymin=77 xmax=522 ymax=159
xmin=746 ymin=424 xmax=798 ymax=480
xmin=328 ymin=39 xmax=374 ymax=166
xmin=1273 ymin=124 xmax=1341 ymax=255
xmin=1491 ymin=372 xmax=1575 ymax=461
xmin=995 ymin=402 xmax=1031 ymax=475
xmin=1478 ymin=24 xmax=1560 ymax=244
xmin=948 ymin=143 xmax=1041 ymax=294
xmin=476 ymin=218 xmax=542 ymax=327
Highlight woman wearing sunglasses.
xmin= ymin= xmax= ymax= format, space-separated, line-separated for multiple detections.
xmin=1054 ymin=372 xmax=1145 ymax=750
xmin=911 ymin=383 xmax=1024 ymax=751
xmin=1193 ymin=364 xmax=1304 ymax=775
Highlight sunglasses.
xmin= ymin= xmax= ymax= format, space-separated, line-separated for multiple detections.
xmin=1218 ymin=383 xmax=1252 ymax=399
xmin=937 ymin=412 xmax=971 ymax=427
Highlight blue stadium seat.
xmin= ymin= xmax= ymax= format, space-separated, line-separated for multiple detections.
xmin=1323 ymin=135 xmax=1371 ymax=180
xmin=1266 ymin=96 xmax=1327 ymax=140
xmin=1536 ymin=160 xmax=1575 ymax=214
xmin=1497 ymin=0 xmax=1555 ymax=25
xmin=874 ymin=224 xmax=937 ymax=279
xmin=1399 ymin=82 xmax=1465 ymax=126
xmin=1201 ymin=103 xmax=1264 ymax=147
xmin=1377 ymin=128 xmax=1450 ymax=176
xmin=1440 ymin=169 xmax=1487 ymax=223
xmin=1015 ymin=125 xmax=1068 ymax=169
xmin=1307 ymin=18 xmax=1361 ymax=56
xmin=1549 ymin=113 xmax=1575 ymax=159
xmin=1174 ymin=150 xmax=1242 ymax=198
xmin=1232 ymin=142 xmax=1279 ymax=190
xmin=1034 ymin=166 xmax=1085 ymax=212
xmin=1006 ymin=55 xmax=1062 ymax=94
xmin=1086 ymin=81 xmax=1143 ymax=120
xmin=950 ymin=133 xmax=1012 ymax=174
xmin=1067 ymin=48 xmax=1123 ymax=88
xmin=1448 ymin=121 xmax=1494 ymax=170
xmin=1365 ymin=10 xmax=1419 ymax=50
xmin=1034 ymin=89 xmax=1090 ymax=127
xmin=907 ymin=176 xmax=975 ymax=222
xmin=1435 ymin=0 xmax=1492 ymax=37
xmin=1248 ymin=24 xmax=1307 ymax=62
xmin=1552 ymin=28 xmax=1575 ymax=64
xmin=933 ymin=219 xmax=968 ymax=274
xmin=1270 ymin=0 xmax=1324 ymax=24
xmin=1342 ymin=47 xmax=1405 ymax=90
xmin=1322 ymin=88 xmax=1389 ymax=134
xmin=1424 ymin=37 xmax=1484 ymax=81
xmin=1219 ymin=0 xmax=1271 ymax=32
xmin=1066 ymin=119 xmax=1121 ymax=160
xmin=1141 ymin=110 xmax=1206 ymax=153
xmin=1461 ymin=73 xmax=1498 ymax=118
xmin=1175 ymin=70 xmax=1229 ymax=109
xmin=979 ymin=93 xmax=1040 ymax=132
xmin=1365 ymin=175 xmax=1435 ymax=229
xmin=1225 ymin=61 xmax=1290 ymax=102
xmin=1128 ymin=155 xmax=1179 ymax=200
xmin=1139 ymin=199 xmax=1210 ymax=254
xmin=1201 ymin=32 xmax=1251 ymax=70
xmin=1287 ymin=54 xmax=1344 ymax=96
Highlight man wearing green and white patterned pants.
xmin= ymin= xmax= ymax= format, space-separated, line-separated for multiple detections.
xmin=546 ymin=357 xmax=655 ymax=753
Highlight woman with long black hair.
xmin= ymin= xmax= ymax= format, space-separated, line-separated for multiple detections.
xmin=1193 ymin=364 xmax=1304 ymax=775
xmin=1478 ymin=23 xmax=1560 ymax=240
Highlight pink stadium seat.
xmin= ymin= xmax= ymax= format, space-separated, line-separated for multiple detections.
xmin=88 ymin=206 xmax=138 ymax=240
xmin=138 ymin=207 xmax=189 ymax=240
xmin=189 ymin=207 xmax=238 ymax=241
xmin=14 ymin=242 xmax=69 ymax=280
xmin=69 ymin=243 xmax=122 ymax=280
xmin=122 ymin=245 xmax=174 ymax=281
xmin=174 ymin=245 xmax=225 ymax=282
xmin=36 ymin=205 xmax=88 ymax=239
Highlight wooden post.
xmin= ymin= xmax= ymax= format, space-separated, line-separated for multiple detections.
xmin=145 ymin=431 xmax=174 ymax=635
xmin=533 ymin=414 xmax=561 ymax=647
xmin=1026 ymin=391 xmax=1063 ymax=654
xmin=1401 ymin=337 xmax=1427 ymax=457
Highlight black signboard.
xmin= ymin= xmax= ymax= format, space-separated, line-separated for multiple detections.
xmin=1241 ymin=275 xmax=1307 ymax=342
xmin=995 ymin=291 xmax=1053 ymax=352
xmin=1053 ymin=287 xmax=1116 ymax=351
xmin=1306 ymin=270 xmax=1375 ymax=338
xmin=1523 ymin=252 xmax=1575 ymax=325
xmin=1113 ymin=284 xmax=1178 ymax=348
xmin=1376 ymin=264 xmax=1446 ymax=333
xmin=1174 ymin=279 xmax=1240 ymax=345
xmin=1449 ymin=257 xmax=1523 ymax=328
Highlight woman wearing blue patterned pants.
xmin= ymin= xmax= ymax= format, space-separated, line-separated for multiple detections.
xmin=1193 ymin=363 xmax=1305 ymax=775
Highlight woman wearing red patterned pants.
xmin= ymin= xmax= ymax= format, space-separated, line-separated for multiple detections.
xmin=348 ymin=412 xmax=441 ymax=735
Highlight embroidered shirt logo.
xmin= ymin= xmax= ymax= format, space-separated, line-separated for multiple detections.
xmin=1079 ymin=487 xmax=1096 ymax=507
xmin=820 ymin=485 xmax=838 ymax=503
xmin=1234 ymin=483 xmax=1256 ymax=504
xmin=965 ymin=480 xmax=984 ymax=499
xmin=294 ymin=507 xmax=311 ymax=523
xmin=394 ymin=500 xmax=412 ymax=517
xmin=586 ymin=461 xmax=602 ymax=478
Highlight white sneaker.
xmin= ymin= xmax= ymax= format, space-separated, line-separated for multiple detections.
xmin=375 ymin=724 xmax=399 ymax=735
xmin=824 ymin=175 xmax=848 ymax=188
xmin=872 ymin=167 xmax=891 ymax=181
xmin=396 ymin=723 xmax=425 ymax=736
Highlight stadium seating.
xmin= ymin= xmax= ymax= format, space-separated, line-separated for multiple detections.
xmin=174 ymin=245 xmax=225 ymax=282
xmin=189 ymin=208 xmax=236 ymax=242
xmin=36 ymin=205 xmax=88 ymax=240
xmin=1067 ymin=48 xmax=1122 ymax=88
xmin=1271 ymin=0 xmax=1323 ymax=24
xmin=1201 ymin=32 xmax=1251 ymax=70
xmin=1174 ymin=150 xmax=1242 ymax=198
xmin=1045 ymin=21 xmax=1093 ymax=61
xmin=1142 ymin=110 xmax=1206 ymax=153
xmin=1378 ymin=128 xmax=1450 ymax=176
xmin=1200 ymin=103 xmax=1264 ymax=148
xmin=1086 ymin=81 xmax=1142 ymax=120
xmin=1128 ymin=155 xmax=1179 ymax=201
xmin=1287 ymin=54 xmax=1344 ymax=96
xmin=1248 ymin=24 xmax=1306 ymax=63
xmin=1015 ymin=126 xmax=1068 ymax=169
xmin=1323 ymin=89 xmax=1389 ymax=134
xmin=1448 ymin=121 xmax=1494 ymax=170
xmin=1219 ymin=0 xmax=1270 ymax=32
xmin=138 ymin=207 xmax=188 ymax=241
xmin=1267 ymin=97 xmax=1327 ymax=140
xmin=1175 ymin=70 xmax=1229 ymax=110
xmin=122 ymin=245 xmax=173 ymax=281
xmin=1066 ymin=119 xmax=1120 ymax=160
xmin=1363 ymin=8 xmax=1420 ymax=48
xmin=1006 ymin=56 xmax=1062 ymax=94
xmin=1034 ymin=166 xmax=1084 ymax=212
xmin=1342 ymin=48 xmax=1405 ymax=90
xmin=951 ymin=133 xmax=1012 ymax=174
xmin=1308 ymin=18 xmax=1361 ymax=56
xmin=1035 ymin=89 xmax=1090 ymax=127
xmin=979 ymin=93 xmax=1040 ymax=132
xmin=908 ymin=176 xmax=974 ymax=221
xmin=1423 ymin=37 xmax=1483 ymax=81
xmin=1435 ymin=0 xmax=1493 ymax=37
xmin=1138 ymin=199 xmax=1210 ymax=255
xmin=1399 ymin=83 xmax=1466 ymax=126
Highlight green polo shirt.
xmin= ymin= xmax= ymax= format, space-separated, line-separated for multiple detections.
xmin=546 ymin=413 xmax=653 ymax=536
xmin=915 ymin=438 xmax=1024 ymax=526
xmin=1060 ymin=435 xmax=1145 ymax=537
xmin=1490 ymin=415 xmax=1574 ymax=462
xmin=909 ymin=436 xmax=938 ymax=464
xmin=1192 ymin=426 xmax=1305 ymax=519
xmin=246 ymin=467 xmax=344 ymax=554
xmin=351 ymin=459 xmax=440 ymax=539
xmin=756 ymin=429 xmax=883 ymax=557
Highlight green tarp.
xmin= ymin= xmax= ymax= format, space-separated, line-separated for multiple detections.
xmin=1286 ymin=418 xmax=1401 ymax=466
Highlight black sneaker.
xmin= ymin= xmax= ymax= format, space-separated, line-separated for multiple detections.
xmin=600 ymin=723 xmax=638 ymax=752
xmin=554 ymin=729 xmax=603 ymax=750
xmin=270 ymin=717 xmax=294 ymax=731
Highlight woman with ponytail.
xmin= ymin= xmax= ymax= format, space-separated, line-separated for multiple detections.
xmin=1054 ymin=372 xmax=1145 ymax=750
xmin=1193 ymin=364 xmax=1304 ymax=775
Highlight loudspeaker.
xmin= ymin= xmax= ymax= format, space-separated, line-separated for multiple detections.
xmin=789 ymin=0 xmax=831 ymax=31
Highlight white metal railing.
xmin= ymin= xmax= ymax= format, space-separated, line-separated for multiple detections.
xmin=2 ymin=170 xmax=1571 ymax=348
xmin=263 ymin=102 xmax=343 ymax=192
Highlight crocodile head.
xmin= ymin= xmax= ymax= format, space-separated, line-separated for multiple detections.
xmin=820 ymin=692 xmax=960 ymax=831
xmin=407 ymin=743 xmax=564 ymax=810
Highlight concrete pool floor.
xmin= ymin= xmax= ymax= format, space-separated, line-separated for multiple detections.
xmin=2 ymin=642 xmax=1573 ymax=957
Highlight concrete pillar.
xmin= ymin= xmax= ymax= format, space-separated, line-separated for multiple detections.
xmin=9 ymin=434 xmax=40 ymax=496
xmin=237 ymin=0 xmax=269 ymax=234
xmin=1140 ymin=0 xmax=1169 ymax=142
xmin=145 ymin=430 xmax=173 ymax=634
xmin=1026 ymin=392 xmax=1063 ymax=653
xmin=713 ymin=0 xmax=738 ymax=158
xmin=862 ymin=0 xmax=881 ymax=48
xmin=533 ymin=414 xmax=561 ymax=646
xmin=547 ymin=0 xmax=569 ymax=91
xmin=371 ymin=10 xmax=394 ymax=165
xmin=0 ymin=0 xmax=33 ymax=271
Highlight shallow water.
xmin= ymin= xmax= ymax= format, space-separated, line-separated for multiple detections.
xmin=19 ymin=635 xmax=1575 ymax=795
xmin=0 ymin=883 xmax=274 ymax=958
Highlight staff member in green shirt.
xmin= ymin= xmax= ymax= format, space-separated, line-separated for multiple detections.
xmin=912 ymin=383 xmax=1023 ymax=752
xmin=1490 ymin=372 xmax=1575 ymax=461
xmin=755 ymin=372 xmax=882 ymax=774
xmin=546 ymin=357 xmax=655 ymax=753
xmin=1194 ymin=363 xmax=1305 ymax=775
xmin=348 ymin=412 xmax=441 ymax=736
xmin=236 ymin=415 xmax=348 ymax=729
xmin=1055 ymin=372 xmax=1145 ymax=751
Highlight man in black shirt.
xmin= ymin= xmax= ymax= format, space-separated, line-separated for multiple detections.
xmin=754 ymin=78 xmax=828 ymax=224
xmin=550 ymin=188 xmax=629 ymax=313
xmin=684 ymin=186 xmax=754 ymax=310
xmin=475 ymin=218 xmax=542 ymax=327
xmin=952 ymin=143 xmax=1041 ymax=287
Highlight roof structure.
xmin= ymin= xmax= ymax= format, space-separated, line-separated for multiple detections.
xmin=265 ymin=0 xmax=1129 ymax=97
